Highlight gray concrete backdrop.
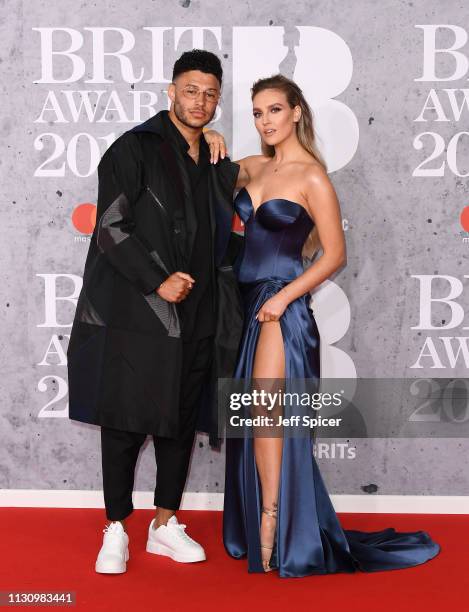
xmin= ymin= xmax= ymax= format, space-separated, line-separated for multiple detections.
xmin=1 ymin=1 xmax=468 ymax=499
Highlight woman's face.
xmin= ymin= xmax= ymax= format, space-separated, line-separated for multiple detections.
xmin=252 ymin=88 xmax=300 ymax=147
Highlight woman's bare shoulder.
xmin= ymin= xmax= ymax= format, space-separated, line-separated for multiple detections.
xmin=300 ymin=160 xmax=331 ymax=189
xmin=300 ymin=160 xmax=339 ymax=216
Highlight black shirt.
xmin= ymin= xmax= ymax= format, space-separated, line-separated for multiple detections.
xmin=164 ymin=115 xmax=215 ymax=341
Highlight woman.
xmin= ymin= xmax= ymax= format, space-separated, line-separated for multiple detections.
xmin=204 ymin=74 xmax=440 ymax=577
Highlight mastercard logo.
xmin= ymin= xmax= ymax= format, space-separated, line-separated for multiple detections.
xmin=72 ymin=203 xmax=97 ymax=235
xmin=232 ymin=213 xmax=245 ymax=233
xmin=460 ymin=206 xmax=469 ymax=232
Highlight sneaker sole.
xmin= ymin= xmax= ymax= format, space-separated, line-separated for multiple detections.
xmin=146 ymin=540 xmax=206 ymax=563
xmin=95 ymin=549 xmax=129 ymax=574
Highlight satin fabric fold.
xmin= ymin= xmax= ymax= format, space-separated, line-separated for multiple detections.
xmin=223 ymin=191 xmax=440 ymax=577
xmin=223 ymin=277 xmax=440 ymax=577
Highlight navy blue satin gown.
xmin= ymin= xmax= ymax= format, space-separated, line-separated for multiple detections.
xmin=223 ymin=186 xmax=440 ymax=577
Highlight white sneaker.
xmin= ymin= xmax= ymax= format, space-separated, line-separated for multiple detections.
xmin=95 ymin=521 xmax=129 ymax=574
xmin=146 ymin=515 xmax=206 ymax=563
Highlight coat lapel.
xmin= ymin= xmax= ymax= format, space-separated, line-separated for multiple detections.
xmin=130 ymin=111 xmax=197 ymax=265
xmin=209 ymin=158 xmax=241 ymax=266
xmin=130 ymin=109 xmax=240 ymax=268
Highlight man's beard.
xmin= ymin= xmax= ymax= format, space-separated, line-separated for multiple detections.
xmin=173 ymin=100 xmax=214 ymax=129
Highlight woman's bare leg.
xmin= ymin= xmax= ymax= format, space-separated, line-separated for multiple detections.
xmin=252 ymin=320 xmax=285 ymax=572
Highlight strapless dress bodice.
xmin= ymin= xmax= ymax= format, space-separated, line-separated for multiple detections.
xmin=233 ymin=186 xmax=315 ymax=284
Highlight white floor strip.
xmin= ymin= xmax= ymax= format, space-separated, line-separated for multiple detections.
xmin=0 ymin=490 xmax=468 ymax=514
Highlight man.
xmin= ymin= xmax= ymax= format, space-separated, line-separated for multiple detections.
xmin=67 ymin=49 xmax=243 ymax=574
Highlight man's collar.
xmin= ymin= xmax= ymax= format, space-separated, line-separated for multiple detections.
xmin=198 ymin=133 xmax=210 ymax=161
xmin=163 ymin=111 xmax=191 ymax=152
xmin=129 ymin=110 xmax=165 ymax=136
xmin=164 ymin=111 xmax=210 ymax=160
xmin=130 ymin=109 xmax=210 ymax=160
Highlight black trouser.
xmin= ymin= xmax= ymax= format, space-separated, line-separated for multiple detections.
xmin=100 ymin=335 xmax=214 ymax=521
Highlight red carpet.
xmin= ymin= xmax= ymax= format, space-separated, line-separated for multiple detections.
xmin=1 ymin=509 xmax=467 ymax=611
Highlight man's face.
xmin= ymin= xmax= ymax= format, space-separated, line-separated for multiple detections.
xmin=168 ymin=70 xmax=220 ymax=129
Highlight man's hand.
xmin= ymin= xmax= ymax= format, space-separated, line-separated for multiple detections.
xmin=157 ymin=272 xmax=195 ymax=303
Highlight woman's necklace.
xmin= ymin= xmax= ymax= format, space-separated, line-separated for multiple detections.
xmin=271 ymin=158 xmax=285 ymax=173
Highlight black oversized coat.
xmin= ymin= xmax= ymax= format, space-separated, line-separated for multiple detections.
xmin=67 ymin=110 xmax=243 ymax=447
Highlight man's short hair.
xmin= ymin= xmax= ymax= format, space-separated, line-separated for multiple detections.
xmin=172 ymin=49 xmax=223 ymax=86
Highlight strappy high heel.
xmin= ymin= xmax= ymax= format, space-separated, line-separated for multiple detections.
xmin=260 ymin=503 xmax=278 ymax=572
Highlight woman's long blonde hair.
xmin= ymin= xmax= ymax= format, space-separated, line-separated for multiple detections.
xmin=251 ymin=74 xmax=324 ymax=260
